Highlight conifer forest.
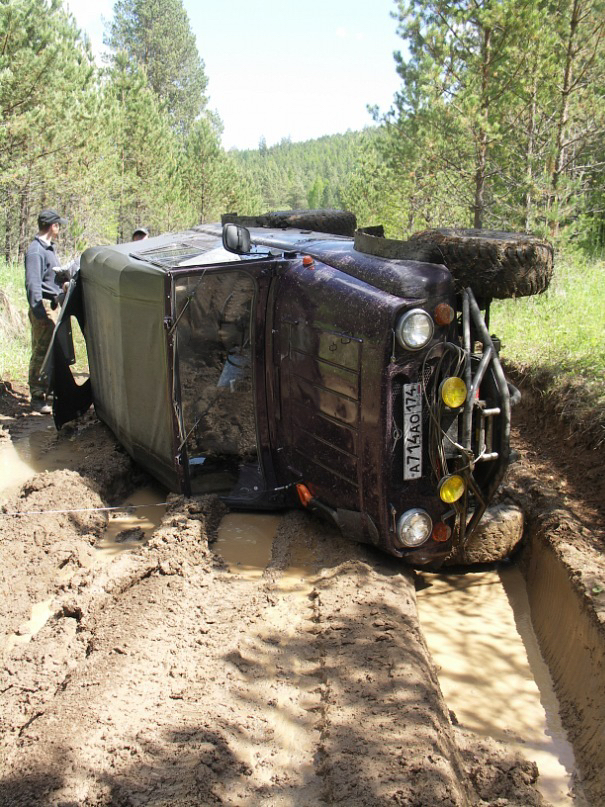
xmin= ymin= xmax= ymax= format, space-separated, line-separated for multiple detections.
xmin=2 ymin=0 xmax=605 ymax=260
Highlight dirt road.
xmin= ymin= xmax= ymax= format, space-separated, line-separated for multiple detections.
xmin=0 ymin=389 xmax=546 ymax=806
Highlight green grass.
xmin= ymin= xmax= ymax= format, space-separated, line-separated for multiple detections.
xmin=492 ymin=250 xmax=605 ymax=441
xmin=0 ymin=259 xmax=30 ymax=383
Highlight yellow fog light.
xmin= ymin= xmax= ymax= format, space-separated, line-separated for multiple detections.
xmin=441 ymin=377 xmax=467 ymax=409
xmin=439 ymin=474 xmax=466 ymax=503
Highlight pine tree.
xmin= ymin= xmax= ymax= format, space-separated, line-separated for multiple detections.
xmin=106 ymin=53 xmax=186 ymax=240
xmin=386 ymin=0 xmax=546 ymax=229
xmin=106 ymin=0 xmax=208 ymax=133
xmin=0 ymin=0 xmax=97 ymax=258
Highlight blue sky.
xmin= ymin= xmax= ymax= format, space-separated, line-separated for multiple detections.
xmin=65 ymin=0 xmax=403 ymax=150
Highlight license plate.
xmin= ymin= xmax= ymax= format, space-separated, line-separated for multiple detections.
xmin=403 ymin=383 xmax=423 ymax=480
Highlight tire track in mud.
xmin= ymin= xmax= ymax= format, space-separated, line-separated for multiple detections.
xmin=255 ymin=512 xmax=544 ymax=806
xmin=1 ymin=466 xmax=545 ymax=806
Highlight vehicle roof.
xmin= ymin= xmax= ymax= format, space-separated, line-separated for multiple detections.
xmin=81 ymin=222 xmax=452 ymax=301
xmin=121 ymin=223 xmax=351 ymax=271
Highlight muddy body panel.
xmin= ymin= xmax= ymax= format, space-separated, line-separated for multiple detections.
xmin=47 ymin=220 xmax=514 ymax=566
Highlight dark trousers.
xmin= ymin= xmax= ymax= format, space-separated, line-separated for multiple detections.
xmin=28 ymin=303 xmax=56 ymax=398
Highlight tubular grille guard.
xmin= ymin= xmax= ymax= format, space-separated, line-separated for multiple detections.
xmin=457 ymin=288 xmax=512 ymax=546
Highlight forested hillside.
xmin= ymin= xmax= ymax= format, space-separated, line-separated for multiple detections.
xmin=2 ymin=0 xmax=605 ymax=259
xmin=232 ymin=131 xmax=373 ymax=215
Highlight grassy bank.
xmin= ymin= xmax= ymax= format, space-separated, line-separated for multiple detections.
xmin=492 ymin=251 xmax=605 ymax=446
xmin=0 ymin=259 xmax=29 ymax=383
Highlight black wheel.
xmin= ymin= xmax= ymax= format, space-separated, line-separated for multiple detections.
xmin=445 ymin=502 xmax=524 ymax=565
xmin=258 ymin=209 xmax=357 ymax=237
xmin=407 ymin=228 xmax=553 ymax=299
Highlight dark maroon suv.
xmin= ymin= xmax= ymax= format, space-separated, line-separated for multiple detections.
xmin=47 ymin=210 xmax=552 ymax=566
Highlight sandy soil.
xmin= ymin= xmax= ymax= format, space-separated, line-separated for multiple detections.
xmin=0 ymin=382 xmax=550 ymax=806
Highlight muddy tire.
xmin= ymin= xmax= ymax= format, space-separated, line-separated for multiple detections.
xmin=407 ymin=228 xmax=553 ymax=300
xmin=258 ymin=209 xmax=357 ymax=237
xmin=446 ymin=502 xmax=524 ymax=565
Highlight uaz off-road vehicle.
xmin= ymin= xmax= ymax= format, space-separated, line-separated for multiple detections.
xmin=47 ymin=210 xmax=552 ymax=567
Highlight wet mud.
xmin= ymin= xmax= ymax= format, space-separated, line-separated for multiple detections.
xmin=417 ymin=566 xmax=582 ymax=806
xmin=1 ymin=380 xmax=604 ymax=805
xmin=504 ymin=388 xmax=605 ymax=806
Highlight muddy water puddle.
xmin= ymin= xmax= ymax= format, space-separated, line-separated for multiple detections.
xmin=214 ymin=512 xmax=322 ymax=784
xmin=416 ymin=564 xmax=585 ymax=806
xmin=95 ymin=486 xmax=167 ymax=560
xmin=215 ymin=512 xmax=316 ymax=590
xmin=0 ymin=424 xmax=80 ymax=500
xmin=215 ymin=512 xmax=282 ymax=578
xmin=0 ymin=423 xmax=166 ymax=559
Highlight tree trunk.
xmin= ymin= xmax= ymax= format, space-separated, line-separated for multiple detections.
xmin=473 ymin=26 xmax=492 ymax=229
xmin=18 ymin=183 xmax=30 ymax=260
xmin=550 ymin=0 xmax=580 ymax=237
xmin=524 ymin=77 xmax=537 ymax=233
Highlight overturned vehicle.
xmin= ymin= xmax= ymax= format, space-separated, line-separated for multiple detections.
xmin=47 ymin=210 xmax=553 ymax=567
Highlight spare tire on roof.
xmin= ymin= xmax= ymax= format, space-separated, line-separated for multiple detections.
xmin=354 ymin=227 xmax=553 ymax=300
xmin=260 ymin=209 xmax=357 ymax=236
xmin=222 ymin=209 xmax=357 ymax=237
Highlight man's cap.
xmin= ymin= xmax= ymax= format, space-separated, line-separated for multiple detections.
xmin=133 ymin=227 xmax=149 ymax=237
xmin=38 ymin=209 xmax=67 ymax=228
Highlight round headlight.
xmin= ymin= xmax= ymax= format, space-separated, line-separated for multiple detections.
xmin=438 ymin=474 xmax=466 ymax=503
xmin=396 ymin=509 xmax=433 ymax=548
xmin=396 ymin=309 xmax=434 ymax=350
xmin=441 ymin=377 xmax=467 ymax=409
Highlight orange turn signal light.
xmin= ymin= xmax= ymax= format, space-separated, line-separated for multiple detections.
xmin=434 ymin=303 xmax=454 ymax=326
xmin=302 ymin=255 xmax=315 ymax=268
xmin=296 ymin=483 xmax=313 ymax=506
xmin=432 ymin=522 xmax=452 ymax=542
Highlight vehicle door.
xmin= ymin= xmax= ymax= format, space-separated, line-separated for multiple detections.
xmin=171 ymin=262 xmax=274 ymax=496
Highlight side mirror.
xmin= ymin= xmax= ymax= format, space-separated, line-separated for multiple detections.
xmin=223 ymin=223 xmax=251 ymax=255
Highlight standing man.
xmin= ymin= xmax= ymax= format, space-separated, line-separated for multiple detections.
xmin=24 ymin=209 xmax=67 ymax=413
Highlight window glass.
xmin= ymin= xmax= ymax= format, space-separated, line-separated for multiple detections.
xmin=175 ymin=272 xmax=256 ymax=467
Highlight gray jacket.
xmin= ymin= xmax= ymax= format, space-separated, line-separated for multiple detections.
xmin=25 ymin=237 xmax=62 ymax=319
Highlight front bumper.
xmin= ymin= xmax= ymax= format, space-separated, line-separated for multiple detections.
xmin=394 ymin=287 xmax=517 ymax=563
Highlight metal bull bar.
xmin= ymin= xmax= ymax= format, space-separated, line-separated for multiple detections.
xmin=458 ymin=287 xmax=515 ymax=544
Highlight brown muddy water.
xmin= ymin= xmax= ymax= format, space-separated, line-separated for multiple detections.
xmin=415 ymin=566 xmax=585 ymax=806
xmin=0 ymin=422 xmax=167 ymax=560
xmin=217 ymin=512 xmax=585 ymax=806
xmin=0 ymin=427 xmax=586 ymax=804
xmin=0 ymin=422 xmax=77 ymax=498
xmin=95 ymin=486 xmax=167 ymax=560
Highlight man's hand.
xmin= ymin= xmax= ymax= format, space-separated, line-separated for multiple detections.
xmin=50 ymin=292 xmax=65 ymax=310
